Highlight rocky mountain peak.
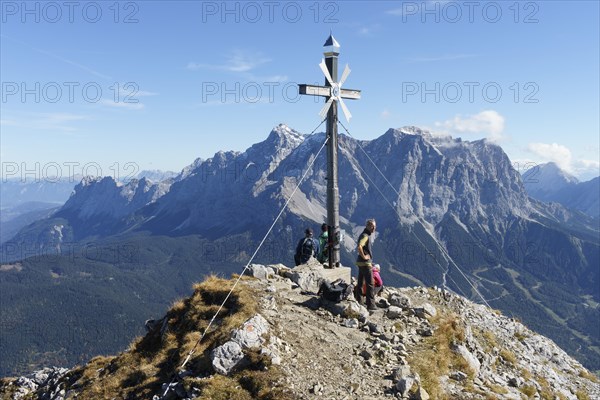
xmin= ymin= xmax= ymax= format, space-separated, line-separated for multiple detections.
xmin=271 ymin=123 xmax=305 ymax=143
xmin=59 ymin=175 xmax=172 ymax=221
xmin=523 ymin=162 xmax=579 ymax=189
xmin=249 ymin=123 xmax=305 ymax=159
xmin=3 ymin=266 xmax=598 ymax=399
xmin=398 ymin=125 xmax=434 ymax=138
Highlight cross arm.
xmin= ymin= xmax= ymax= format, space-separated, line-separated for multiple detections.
xmin=298 ymin=84 xmax=361 ymax=100
xmin=340 ymin=88 xmax=361 ymax=100
xmin=298 ymin=84 xmax=330 ymax=97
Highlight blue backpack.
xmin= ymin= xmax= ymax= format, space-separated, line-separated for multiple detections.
xmin=301 ymin=238 xmax=314 ymax=257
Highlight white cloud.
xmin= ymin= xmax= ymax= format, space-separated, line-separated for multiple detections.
xmin=526 ymin=142 xmax=600 ymax=178
xmin=380 ymin=108 xmax=391 ymax=119
xmin=527 ymin=142 xmax=572 ymax=172
xmin=435 ymin=110 xmax=505 ymax=142
xmin=572 ymin=159 xmax=600 ymax=178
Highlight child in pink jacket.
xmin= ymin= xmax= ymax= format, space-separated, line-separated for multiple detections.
xmin=363 ymin=264 xmax=383 ymax=296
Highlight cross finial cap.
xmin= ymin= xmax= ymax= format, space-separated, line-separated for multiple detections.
xmin=323 ymin=33 xmax=340 ymax=48
xmin=323 ymin=33 xmax=340 ymax=56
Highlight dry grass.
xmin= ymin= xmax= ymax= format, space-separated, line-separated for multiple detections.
xmin=520 ymin=384 xmax=537 ymax=397
xmin=489 ymin=383 xmax=508 ymax=394
xmin=499 ymin=349 xmax=517 ymax=366
xmin=520 ymin=368 xmax=532 ymax=380
xmin=51 ymin=275 xmax=289 ymax=399
xmin=479 ymin=329 xmax=498 ymax=353
xmin=0 ymin=378 xmax=20 ymax=399
xmin=578 ymin=369 xmax=599 ymax=383
xmin=536 ymin=375 xmax=555 ymax=400
xmin=576 ymin=389 xmax=590 ymax=400
xmin=409 ymin=313 xmax=473 ymax=400
xmin=514 ymin=331 xmax=528 ymax=342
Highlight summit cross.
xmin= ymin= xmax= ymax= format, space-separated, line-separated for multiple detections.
xmin=298 ymin=33 xmax=361 ymax=268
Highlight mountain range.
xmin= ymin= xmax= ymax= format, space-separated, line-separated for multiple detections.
xmin=522 ymin=162 xmax=599 ymax=218
xmin=1 ymin=124 xmax=598 ymax=377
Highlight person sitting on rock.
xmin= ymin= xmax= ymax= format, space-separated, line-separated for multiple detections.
xmin=363 ymin=263 xmax=384 ymax=297
xmin=294 ymin=228 xmax=320 ymax=266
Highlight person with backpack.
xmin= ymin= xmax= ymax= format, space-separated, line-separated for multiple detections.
xmin=294 ymin=228 xmax=320 ymax=266
xmin=354 ymin=219 xmax=377 ymax=311
xmin=317 ymin=223 xmax=329 ymax=264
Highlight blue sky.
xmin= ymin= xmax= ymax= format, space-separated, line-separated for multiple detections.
xmin=1 ymin=0 xmax=599 ymax=181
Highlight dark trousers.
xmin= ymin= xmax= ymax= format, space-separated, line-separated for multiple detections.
xmin=354 ymin=264 xmax=375 ymax=308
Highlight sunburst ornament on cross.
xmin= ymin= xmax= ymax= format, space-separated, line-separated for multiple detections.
xmin=298 ymin=33 xmax=361 ymax=268
xmin=299 ymin=35 xmax=361 ymax=122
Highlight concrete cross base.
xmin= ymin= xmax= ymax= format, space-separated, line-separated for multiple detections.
xmin=321 ymin=265 xmax=351 ymax=283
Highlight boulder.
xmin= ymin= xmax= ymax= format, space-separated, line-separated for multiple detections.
xmin=231 ymin=314 xmax=269 ymax=349
xmin=389 ymin=293 xmax=411 ymax=309
xmin=247 ymin=264 xmax=275 ymax=280
xmin=343 ymin=318 xmax=360 ymax=329
xmin=211 ymin=341 xmax=245 ymax=375
xmin=386 ymin=306 xmax=403 ymax=319
xmin=284 ymin=260 xmax=326 ymax=293
xmin=450 ymin=371 xmax=468 ymax=381
xmin=394 ymin=365 xmax=421 ymax=398
xmin=452 ymin=344 xmax=481 ymax=375
xmin=413 ymin=303 xmax=437 ymax=319
xmin=377 ymin=297 xmax=391 ymax=308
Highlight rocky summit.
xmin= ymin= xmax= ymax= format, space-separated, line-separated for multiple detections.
xmin=2 ymin=261 xmax=598 ymax=400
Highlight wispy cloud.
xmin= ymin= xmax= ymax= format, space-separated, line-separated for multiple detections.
xmin=1 ymin=112 xmax=88 ymax=132
xmin=387 ymin=1 xmax=451 ymax=17
xmin=187 ymin=50 xmax=270 ymax=73
xmin=187 ymin=49 xmax=288 ymax=83
xmin=136 ymin=90 xmax=158 ymax=97
xmin=1 ymin=34 xmax=112 ymax=81
xmin=100 ymin=99 xmax=145 ymax=110
xmin=356 ymin=23 xmax=382 ymax=37
xmin=404 ymin=54 xmax=477 ymax=63
xmin=435 ymin=110 xmax=506 ymax=142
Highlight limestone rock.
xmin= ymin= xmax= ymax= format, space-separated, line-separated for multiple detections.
xmin=389 ymin=293 xmax=411 ymax=309
xmin=284 ymin=260 xmax=326 ymax=293
xmin=413 ymin=303 xmax=437 ymax=319
xmin=211 ymin=341 xmax=245 ymax=375
xmin=387 ymin=306 xmax=403 ymax=319
xmin=452 ymin=344 xmax=481 ymax=375
xmin=231 ymin=314 xmax=269 ymax=349
xmin=247 ymin=264 xmax=275 ymax=280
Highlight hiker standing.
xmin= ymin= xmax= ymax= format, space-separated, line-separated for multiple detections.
xmin=354 ymin=219 xmax=377 ymax=310
xmin=317 ymin=223 xmax=329 ymax=264
xmin=294 ymin=228 xmax=320 ymax=266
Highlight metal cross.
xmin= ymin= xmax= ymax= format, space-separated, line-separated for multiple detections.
xmin=298 ymin=33 xmax=361 ymax=268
